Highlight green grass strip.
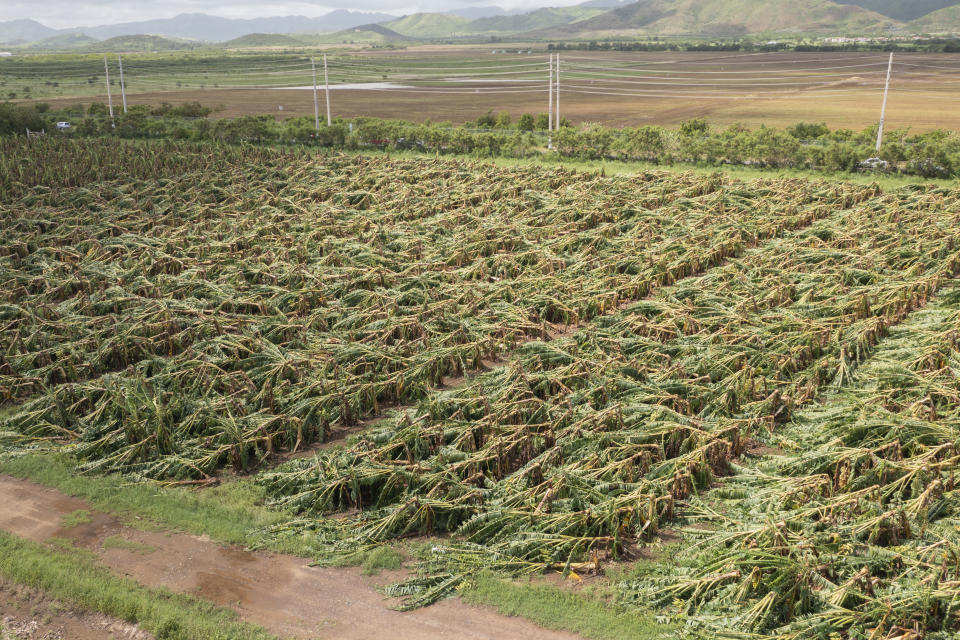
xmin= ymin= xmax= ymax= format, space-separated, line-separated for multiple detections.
xmin=461 ymin=574 xmax=677 ymax=640
xmin=0 ymin=530 xmax=276 ymax=640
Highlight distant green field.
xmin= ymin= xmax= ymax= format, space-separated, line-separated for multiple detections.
xmin=1 ymin=52 xmax=317 ymax=100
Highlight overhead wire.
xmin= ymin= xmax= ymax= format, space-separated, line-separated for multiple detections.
xmin=557 ymin=53 xmax=888 ymax=65
xmin=330 ymin=59 xmax=547 ymax=71
xmin=8 ymin=51 xmax=960 ymax=120
xmin=360 ymin=87 xmax=550 ymax=94
xmin=561 ymin=61 xmax=891 ymax=74
xmin=557 ymin=76 xmax=884 ymax=87
xmin=335 ymin=68 xmax=549 ymax=77
xmin=564 ymin=87 xmax=886 ymax=99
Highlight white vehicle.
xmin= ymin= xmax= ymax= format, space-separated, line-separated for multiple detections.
xmin=56 ymin=121 xmax=71 ymax=130
xmin=859 ymin=157 xmax=889 ymax=171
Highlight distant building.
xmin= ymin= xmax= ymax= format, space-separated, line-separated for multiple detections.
xmin=822 ymin=36 xmax=872 ymax=44
xmin=0 ymin=52 xmax=13 ymax=57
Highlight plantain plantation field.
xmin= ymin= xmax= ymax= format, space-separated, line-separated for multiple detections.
xmin=5 ymin=137 xmax=960 ymax=638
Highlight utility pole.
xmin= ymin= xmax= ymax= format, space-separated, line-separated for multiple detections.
xmin=876 ymin=52 xmax=893 ymax=152
xmin=548 ymin=53 xmax=553 ymax=149
xmin=554 ymin=53 xmax=560 ymax=132
xmin=323 ymin=53 xmax=331 ymax=126
xmin=103 ymin=55 xmax=114 ymax=127
xmin=311 ymin=57 xmax=320 ymax=133
xmin=117 ymin=55 xmax=127 ymax=114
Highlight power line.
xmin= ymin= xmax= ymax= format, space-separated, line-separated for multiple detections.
xmin=562 ymin=62 xmax=891 ymax=75
xmin=115 ymin=80 xmax=551 ymax=93
xmin=560 ymin=76 xmax=884 ymax=87
xmin=563 ymin=85 xmax=886 ymax=98
xmin=328 ymin=65 xmax=549 ymax=77
xmin=9 ymin=51 xmax=959 ymax=132
xmin=895 ymin=61 xmax=960 ymax=71
xmin=353 ymin=87 xmax=550 ymax=94
xmin=558 ymin=53 xmax=888 ymax=65
xmin=330 ymin=60 xmax=547 ymax=71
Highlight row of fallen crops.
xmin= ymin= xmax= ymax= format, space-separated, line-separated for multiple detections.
xmin=5 ymin=138 xmax=960 ymax=638
xmin=259 ymin=185 xmax=960 ymax=628
xmin=0 ymin=137 xmax=298 ymax=200
xmin=0 ymin=141 xmax=870 ymax=481
xmin=633 ymin=284 xmax=960 ymax=639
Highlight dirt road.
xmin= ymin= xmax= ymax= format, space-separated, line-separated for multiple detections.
xmin=0 ymin=476 xmax=581 ymax=640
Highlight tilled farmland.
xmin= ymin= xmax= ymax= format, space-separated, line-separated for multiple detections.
xmin=3 ymin=138 xmax=960 ymax=639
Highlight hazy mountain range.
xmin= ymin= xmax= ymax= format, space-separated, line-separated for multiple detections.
xmin=1 ymin=0 xmax=959 ymax=48
xmin=0 ymin=10 xmax=395 ymax=44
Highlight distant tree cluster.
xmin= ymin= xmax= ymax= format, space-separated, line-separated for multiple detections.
xmin=548 ymin=38 xmax=960 ymax=53
xmin=4 ymin=101 xmax=960 ymax=179
xmin=473 ymin=110 xmax=571 ymax=131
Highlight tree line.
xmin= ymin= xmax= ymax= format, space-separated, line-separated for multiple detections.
xmin=3 ymin=101 xmax=959 ymax=179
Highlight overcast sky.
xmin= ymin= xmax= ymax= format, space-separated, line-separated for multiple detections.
xmin=5 ymin=0 xmax=588 ymax=28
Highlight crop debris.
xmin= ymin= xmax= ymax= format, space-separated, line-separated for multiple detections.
xmin=4 ymin=138 xmax=960 ymax=638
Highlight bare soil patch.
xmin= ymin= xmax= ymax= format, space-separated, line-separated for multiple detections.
xmin=0 ymin=476 xmax=581 ymax=640
xmin=0 ymin=578 xmax=151 ymax=640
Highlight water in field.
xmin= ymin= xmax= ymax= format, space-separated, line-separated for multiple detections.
xmin=276 ymin=82 xmax=415 ymax=91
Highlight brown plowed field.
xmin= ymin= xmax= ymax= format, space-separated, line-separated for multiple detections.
xmin=36 ymin=51 xmax=960 ymax=131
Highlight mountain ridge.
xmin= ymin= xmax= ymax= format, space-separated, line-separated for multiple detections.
xmin=381 ymin=13 xmax=473 ymax=38
xmin=832 ymin=0 xmax=960 ymax=21
xmin=0 ymin=19 xmax=58 ymax=43
xmin=532 ymin=0 xmax=897 ymax=38
xmin=2 ymin=0 xmax=958 ymax=48
xmin=910 ymin=4 xmax=960 ymax=31
xmin=0 ymin=11 xmax=396 ymax=44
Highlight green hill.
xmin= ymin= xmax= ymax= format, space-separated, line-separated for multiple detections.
xmin=318 ymin=23 xmax=410 ymax=44
xmin=910 ymin=5 xmax=960 ymax=31
xmin=833 ymin=0 xmax=959 ymax=21
xmin=539 ymin=0 xmax=895 ymax=37
xmin=465 ymin=7 xmax=606 ymax=33
xmin=82 ymin=34 xmax=201 ymax=52
xmin=378 ymin=7 xmax=605 ymax=38
xmin=28 ymin=33 xmax=98 ymax=49
xmin=383 ymin=13 xmax=472 ymax=38
xmin=222 ymin=33 xmax=307 ymax=48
